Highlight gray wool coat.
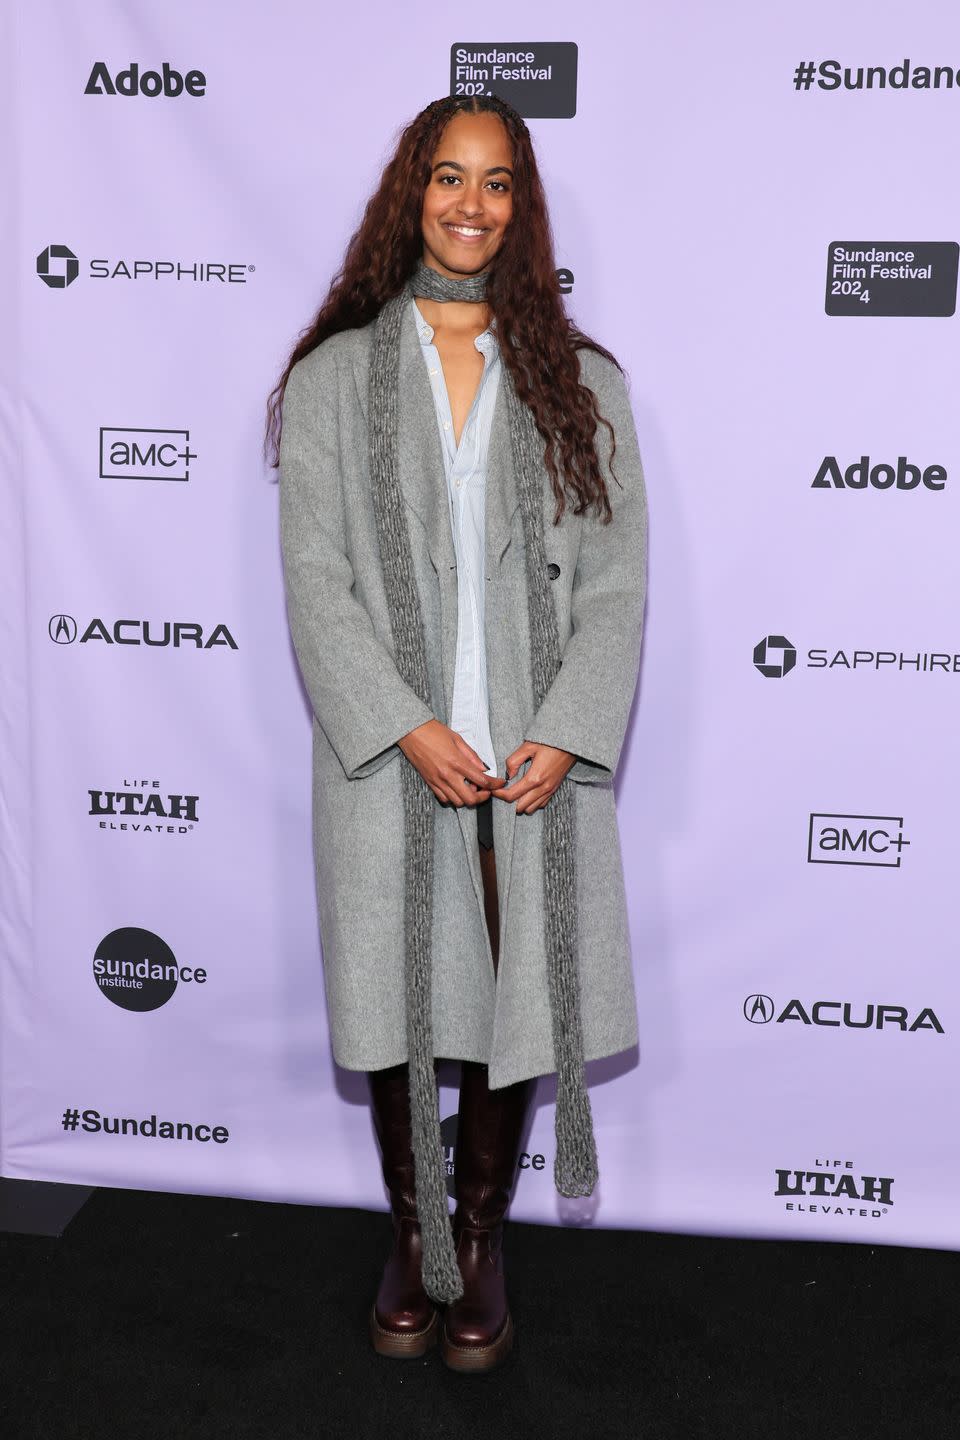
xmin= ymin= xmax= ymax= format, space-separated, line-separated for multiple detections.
xmin=278 ymin=298 xmax=648 ymax=1088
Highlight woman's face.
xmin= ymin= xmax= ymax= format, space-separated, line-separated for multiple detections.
xmin=420 ymin=111 xmax=514 ymax=279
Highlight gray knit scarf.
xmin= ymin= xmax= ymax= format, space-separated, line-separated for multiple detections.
xmin=368 ymin=258 xmax=598 ymax=1303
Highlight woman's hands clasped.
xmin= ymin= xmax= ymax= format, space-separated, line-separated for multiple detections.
xmin=398 ymin=720 xmax=505 ymax=809
xmin=397 ymin=721 xmax=575 ymax=817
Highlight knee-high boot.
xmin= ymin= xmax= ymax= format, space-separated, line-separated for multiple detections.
xmin=366 ymin=1061 xmax=439 ymax=1357
xmin=441 ymin=1059 xmax=536 ymax=1372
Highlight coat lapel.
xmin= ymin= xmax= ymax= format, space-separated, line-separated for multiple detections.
xmin=395 ymin=299 xmax=458 ymax=577
xmin=352 ymin=295 xmax=520 ymax=578
xmin=484 ymin=376 xmax=520 ymax=571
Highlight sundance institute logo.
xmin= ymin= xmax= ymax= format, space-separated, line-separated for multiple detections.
xmin=440 ymin=1111 xmax=547 ymax=1199
xmin=93 ymin=927 xmax=207 ymax=1012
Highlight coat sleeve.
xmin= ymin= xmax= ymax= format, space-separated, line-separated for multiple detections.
xmin=278 ymin=341 xmax=436 ymax=780
xmin=523 ymin=350 xmax=648 ymax=785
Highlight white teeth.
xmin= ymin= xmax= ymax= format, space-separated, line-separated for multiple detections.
xmin=447 ymin=225 xmax=484 ymax=236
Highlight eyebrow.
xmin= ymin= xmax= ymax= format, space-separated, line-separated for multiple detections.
xmin=432 ymin=160 xmax=514 ymax=177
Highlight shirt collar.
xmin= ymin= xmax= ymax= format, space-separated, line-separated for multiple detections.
xmin=411 ymin=295 xmax=498 ymax=354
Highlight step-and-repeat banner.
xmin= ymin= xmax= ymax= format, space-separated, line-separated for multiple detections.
xmin=2 ymin=0 xmax=958 ymax=1250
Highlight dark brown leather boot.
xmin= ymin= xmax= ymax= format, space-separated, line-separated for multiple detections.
xmin=367 ymin=1061 xmax=439 ymax=1358
xmin=441 ymin=1060 xmax=535 ymax=1373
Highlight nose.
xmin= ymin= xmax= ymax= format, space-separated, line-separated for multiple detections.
xmin=456 ymin=182 xmax=484 ymax=217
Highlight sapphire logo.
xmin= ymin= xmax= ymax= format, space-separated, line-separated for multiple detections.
xmin=37 ymin=245 xmax=79 ymax=289
xmin=753 ymin=634 xmax=796 ymax=678
xmin=35 ymin=247 xmax=252 ymax=287
xmin=753 ymin=637 xmax=960 ymax=679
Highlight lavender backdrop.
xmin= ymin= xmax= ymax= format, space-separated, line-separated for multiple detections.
xmin=2 ymin=0 xmax=958 ymax=1250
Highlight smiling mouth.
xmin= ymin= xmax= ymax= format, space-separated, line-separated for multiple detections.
xmin=444 ymin=223 xmax=488 ymax=238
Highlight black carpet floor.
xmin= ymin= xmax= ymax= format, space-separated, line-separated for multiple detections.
xmin=1 ymin=1185 xmax=958 ymax=1440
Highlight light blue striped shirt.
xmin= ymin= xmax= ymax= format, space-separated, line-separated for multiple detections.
xmin=412 ymin=295 xmax=500 ymax=775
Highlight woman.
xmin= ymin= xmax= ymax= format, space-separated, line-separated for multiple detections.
xmin=265 ymin=94 xmax=648 ymax=1373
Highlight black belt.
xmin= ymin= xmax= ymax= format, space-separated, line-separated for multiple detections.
xmin=476 ymin=801 xmax=494 ymax=851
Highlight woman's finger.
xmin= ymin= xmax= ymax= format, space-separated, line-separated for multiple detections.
xmin=516 ymin=784 xmax=553 ymax=815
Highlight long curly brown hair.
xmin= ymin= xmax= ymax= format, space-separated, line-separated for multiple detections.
xmin=264 ymin=93 xmax=624 ymax=524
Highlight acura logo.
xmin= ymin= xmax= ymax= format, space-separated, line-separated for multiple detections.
xmin=49 ymin=613 xmax=78 ymax=644
xmin=744 ymin=993 xmax=774 ymax=1023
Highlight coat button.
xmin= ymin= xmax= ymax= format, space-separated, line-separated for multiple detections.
xmin=547 ymin=562 xmax=560 ymax=580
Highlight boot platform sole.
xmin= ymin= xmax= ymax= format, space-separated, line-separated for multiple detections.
xmin=440 ymin=1311 xmax=514 ymax=1373
xmin=369 ymin=1303 xmax=439 ymax=1359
